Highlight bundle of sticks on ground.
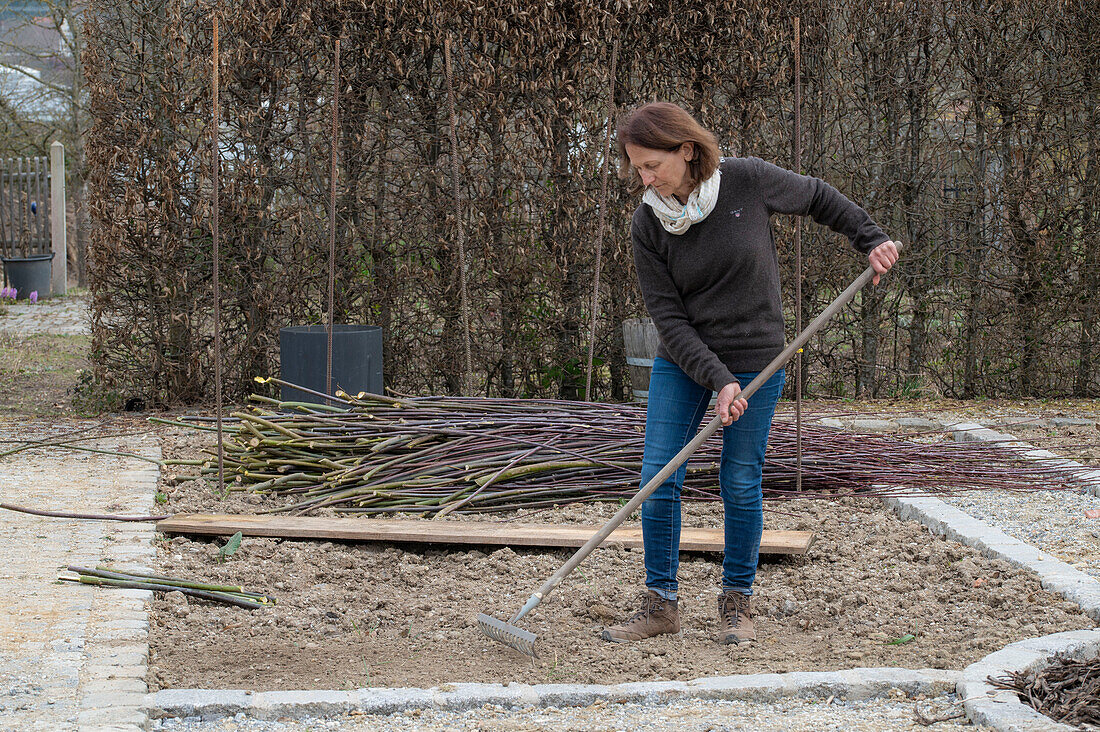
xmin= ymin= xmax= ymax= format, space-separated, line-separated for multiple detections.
xmin=989 ymin=656 xmax=1100 ymax=727
xmin=165 ymin=383 xmax=1088 ymax=516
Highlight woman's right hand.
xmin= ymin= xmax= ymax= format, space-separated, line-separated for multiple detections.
xmin=716 ymin=382 xmax=747 ymax=426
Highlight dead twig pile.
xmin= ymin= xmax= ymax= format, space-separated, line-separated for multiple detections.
xmin=158 ymin=384 xmax=1088 ymax=517
xmin=988 ymin=655 xmax=1100 ymax=728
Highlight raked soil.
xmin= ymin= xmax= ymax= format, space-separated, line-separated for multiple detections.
xmin=146 ymin=495 xmax=1094 ymax=691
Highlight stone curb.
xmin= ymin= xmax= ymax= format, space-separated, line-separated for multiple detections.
xmin=948 ymin=421 xmax=1100 ymax=499
xmin=144 ymin=667 xmax=959 ymax=722
xmin=959 ymin=629 xmax=1100 ymax=731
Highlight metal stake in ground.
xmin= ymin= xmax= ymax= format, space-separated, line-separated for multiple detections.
xmin=211 ymin=13 xmax=225 ymax=494
xmin=477 ymin=248 xmax=902 ymax=658
xmin=793 ymin=15 xmax=803 ymax=493
xmin=326 ymin=38 xmax=340 ymax=400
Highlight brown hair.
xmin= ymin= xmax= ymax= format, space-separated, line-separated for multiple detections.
xmin=616 ymin=102 xmax=721 ymax=194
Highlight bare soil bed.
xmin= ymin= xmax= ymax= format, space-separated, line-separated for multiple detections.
xmin=145 ymin=403 xmax=1100 ymax=691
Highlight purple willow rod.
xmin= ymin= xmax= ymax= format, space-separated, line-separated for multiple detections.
xmin=349 ymin=438 xmax=482 ymax=481
xmin=65 ymin=575 xmax=269 ymax=609
xmin=438 ymin=484 xmax=618 ymax=507
xmin=2 ymin=503 xmax=168 ymax=522
xmin=364 ymin=393 xmax=611 ymax=412
xmin=497 ymin=505 xmax=566 ymax=523
xmin=447 ymin=498 xmax=597 ymax=515
xmin=287 ymin=414 xmax=634 ymax=471
xmin=262 ymin=484 xmax=408 ymax=513
xmin=302 ymin=469 xmax=463 ymax=498
xmin=339 ymin=505 xmax=440 ymax=515
xmin=240 ymin=449 xmax=1073 ymax=506
xmin=326 ymin=479 xmax=610 ymax=514
xmin=248 ymin=394 xmax=346 ymax=412
xmin=0 ymin=431 xmax=150 ymax=458
xmin=328 ymin=461 xmax=623 ymax=502
xmin=318 ymin=446 xmax=511 ymax=488
xmin=0 ymin=441 xmax=166 ymax=467
xmin=256 ymin=377 xmax=407 ymax=407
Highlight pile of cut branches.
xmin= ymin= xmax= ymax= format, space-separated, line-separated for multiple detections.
xmin=61 ymin=565 xmax=275 ymax=609
xmin=989 ymin=656 xmax=1100 ymax=727
xmin=160 ymin=384 xmax=1088 ymax=517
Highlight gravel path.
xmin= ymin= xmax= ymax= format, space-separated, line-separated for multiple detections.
xmin=151 ymin=694 xmax=970 ymax=731
xmin=0 ymin=292 xmax=89 ymax=335
xmin=940 ymin=489 xmax=1100 ymax=583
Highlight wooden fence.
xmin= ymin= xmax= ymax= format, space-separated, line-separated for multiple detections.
xmin=0 ymin=156 xmax=51 ymax=259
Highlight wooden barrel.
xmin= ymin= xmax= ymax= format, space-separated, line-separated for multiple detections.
xmin=623 ymin=318 xmax=659 ymax=401
xmin=622 ymin=318 xmax=719 ymax=406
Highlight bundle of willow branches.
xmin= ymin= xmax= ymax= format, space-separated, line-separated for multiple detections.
xmin=62 ymin=566 xmax=276 ymax=609
xmin=161 ymin=384 xmax=1087 ymax=517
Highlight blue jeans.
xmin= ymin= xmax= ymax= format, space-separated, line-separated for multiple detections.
xmin=641 ymin=357 xmax=785 ymax=599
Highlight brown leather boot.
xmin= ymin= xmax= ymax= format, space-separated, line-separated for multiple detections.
xmin=718 ymin=589 xmax=755 ymax=645
xmin=601 ymin=590 xmax=680 ymax=643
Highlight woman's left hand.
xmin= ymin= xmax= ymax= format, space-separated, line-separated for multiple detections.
xmin=868 ymin=240 xmax=900 ymax=285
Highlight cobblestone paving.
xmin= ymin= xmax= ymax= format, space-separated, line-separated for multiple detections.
xmin=0 ymin=293 xmax=89 ymax=336
xmin=0 ymin=423 xmax=159 ymax=731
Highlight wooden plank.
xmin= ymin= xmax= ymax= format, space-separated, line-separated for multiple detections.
xmin=157 ymin=514 xmax=814 ymax=555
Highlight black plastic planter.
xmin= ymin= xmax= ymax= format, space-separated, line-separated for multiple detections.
xmin=278 ymin=324 xmax=383 ymax=404
xmin=1 ymin=253 xmax=53 ymax=299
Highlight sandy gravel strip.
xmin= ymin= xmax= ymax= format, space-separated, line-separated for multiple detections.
xmin=146 ymin=666 xmax=959 ymax=722
xmin=150 ymin=694 xmax=972 ymax=731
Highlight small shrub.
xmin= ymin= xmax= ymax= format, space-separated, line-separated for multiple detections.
xmin=71 ymin=368 xmax=126 ymax=414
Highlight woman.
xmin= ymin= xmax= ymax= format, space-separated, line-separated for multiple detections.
xmin=603 ymin=102 xmax=898 ymax=646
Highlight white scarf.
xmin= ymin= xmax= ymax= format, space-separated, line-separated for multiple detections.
xmin=643 ymin=167 xmax=722 ymax=235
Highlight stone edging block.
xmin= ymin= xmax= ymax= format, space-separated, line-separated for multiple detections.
xmin=880 ymin=493 xmax=1100 ymax=625
xmin=881 ymin=421 xmax=1100 ymax=623
xmin=949 ymin=421 xmax=1100 ymax=498
xmin=959 ymin=629 xmax=1100 ymax=732
xmin=145 ymin=667 xmax=959 ymax=721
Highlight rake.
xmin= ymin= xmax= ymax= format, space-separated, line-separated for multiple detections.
xmin=478 ymin=251 xmax=899 ymax=657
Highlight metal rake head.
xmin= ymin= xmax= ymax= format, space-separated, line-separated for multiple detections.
xmin=477 ymin=612 xmax=538 ymax=658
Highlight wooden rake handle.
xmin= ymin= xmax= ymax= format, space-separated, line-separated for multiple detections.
xmin=511 ymin=244 xmax=901 ymax=623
